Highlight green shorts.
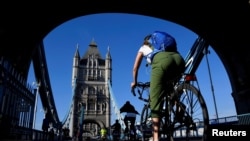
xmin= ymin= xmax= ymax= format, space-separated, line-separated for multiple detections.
xmin=149 ymin=51 xmax=185 ymax=118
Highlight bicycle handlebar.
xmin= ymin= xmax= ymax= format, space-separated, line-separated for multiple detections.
xmin=131 ymin=82 xmax=150 ymax=102
xmin=131 ymin=74 xmax=197 ymax=103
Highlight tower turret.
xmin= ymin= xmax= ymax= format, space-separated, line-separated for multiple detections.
xmin=72 ymin=44 xmax=80 ymax=87
xmin=105 ymin=46 xmax=112 ymax=83
xmin=67 ymin=39 xmax=111 ymax=138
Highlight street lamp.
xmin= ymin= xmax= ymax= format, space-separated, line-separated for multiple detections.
xmin=204 ymin=47 xmax=219 ymax=122
xmin=32 ymin=81 xmax=40 ymax=129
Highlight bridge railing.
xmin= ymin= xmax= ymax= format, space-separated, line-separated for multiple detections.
xmin=0 ymin=57 xmax=36 ymax=140
xmin=209 ymin=115 xmax=238 ymax=125
xmin=237 ymin=113 xmax=250 ymax=125
xmin=173 ymin=115 xmax=239 ymax=138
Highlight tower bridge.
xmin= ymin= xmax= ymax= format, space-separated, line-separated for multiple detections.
xmin=0 ymin=34 xmax=247 ymax=141
xmin=1 ymin=1 xmax=250 ymax=141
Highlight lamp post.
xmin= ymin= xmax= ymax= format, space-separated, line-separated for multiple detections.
xmin=204 ymin=47 xmax=219 ymax=122
xmin=32 ymin=81 xmax=40 ymax=129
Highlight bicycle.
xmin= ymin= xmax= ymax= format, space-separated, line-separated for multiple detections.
xmin=131 ymin=73 xmax=209 ymax=141
xmin=123 ymin=118 xmax=136 ymax=141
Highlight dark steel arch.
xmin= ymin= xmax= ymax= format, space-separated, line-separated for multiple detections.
xmin=1 ymin=1 xmax=250 ymax=125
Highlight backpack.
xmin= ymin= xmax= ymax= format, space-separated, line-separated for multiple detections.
xmin=146 ymin=31 xmax=177 ymax=64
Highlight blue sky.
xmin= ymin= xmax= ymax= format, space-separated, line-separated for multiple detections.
xmin=28 ymin=13 xmax=236 ymax=130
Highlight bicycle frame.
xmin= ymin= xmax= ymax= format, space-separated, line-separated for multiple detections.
xmin=132 ymin=37 xmax=210 ymax=141
xmin=124 ymin=119 xmax=136 ymax=141
xmin=134 ymin=75 xmax=209 ymax=140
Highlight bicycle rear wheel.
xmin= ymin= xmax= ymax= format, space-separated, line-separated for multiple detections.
xmin=140 ymin=104 xmax=152 ymax=141
xmin=171 ymin=83 xmax=209 ymax=141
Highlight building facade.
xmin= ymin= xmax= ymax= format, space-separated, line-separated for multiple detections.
xmin=70 ymin=39 xmax=112 ymax=137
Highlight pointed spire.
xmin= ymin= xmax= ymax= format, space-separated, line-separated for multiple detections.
xmin=74 ymin=43 xmax=80 ymax=58
xmin=106 ymin=46 xmax=111 ymax=59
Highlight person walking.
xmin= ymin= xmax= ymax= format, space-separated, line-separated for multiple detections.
xmin=130 ymin=31 xmax=185 ymax=141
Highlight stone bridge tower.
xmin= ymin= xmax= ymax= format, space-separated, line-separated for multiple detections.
xmin=70 ymin=39 xmax=112 ymax=137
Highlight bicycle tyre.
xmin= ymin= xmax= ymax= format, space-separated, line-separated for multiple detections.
xmin=140 ymin=104 xmax=152 ymax=141
xmin=172 ymin=83 xmax=209 ymax=141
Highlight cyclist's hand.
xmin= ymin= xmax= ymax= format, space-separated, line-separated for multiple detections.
xmin=131 ymin=82 xmax=137 ymax=89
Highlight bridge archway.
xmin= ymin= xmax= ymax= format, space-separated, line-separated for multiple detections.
xmin=80 ymin=119 xmax=106 ymax=137
xmin=83 ymin=119 xmax=106 ymax=129
xmin=0 ymin=1 xmax=250 ymax=121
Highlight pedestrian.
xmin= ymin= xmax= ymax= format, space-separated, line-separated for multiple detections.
xmin=131 ymin=31 xmax=185 ymax=141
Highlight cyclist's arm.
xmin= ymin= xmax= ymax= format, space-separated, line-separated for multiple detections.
xmin=131 ymin=52 xmax=143 ymax=88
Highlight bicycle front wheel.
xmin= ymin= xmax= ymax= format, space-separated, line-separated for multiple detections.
xmin=173 ymin=83 xmax=209 ymax=141
xmin=140 ymin=104 xmax=152 ymax=141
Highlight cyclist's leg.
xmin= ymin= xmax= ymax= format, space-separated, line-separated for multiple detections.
xmin=151 ymin=117 xmax=160 ymax=141
xmin=150 ymin=81 xmax=164 ymax=141
xmin=150 ymin=56 xmax=168 ymax=141
xmin=150 ymin=90 xmax=165 ymax=141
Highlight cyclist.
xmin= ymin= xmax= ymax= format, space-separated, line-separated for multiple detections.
xmin=111 ymin=119 xmax=121 ymax=141
xmin=100 ymin=127 xmax=107 ymax=141
xmin=131 ymin=31 xmax=185 ymax=141
xmin=120 ymin=101 xmax=139 ymax=140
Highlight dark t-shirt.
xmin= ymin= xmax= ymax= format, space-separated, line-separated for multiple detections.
xmin=120 ymin=102 xmax=139 ymax=114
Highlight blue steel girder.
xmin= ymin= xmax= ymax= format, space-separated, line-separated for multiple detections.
xmin=184 ymin=37 xmax=209 ymax=75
